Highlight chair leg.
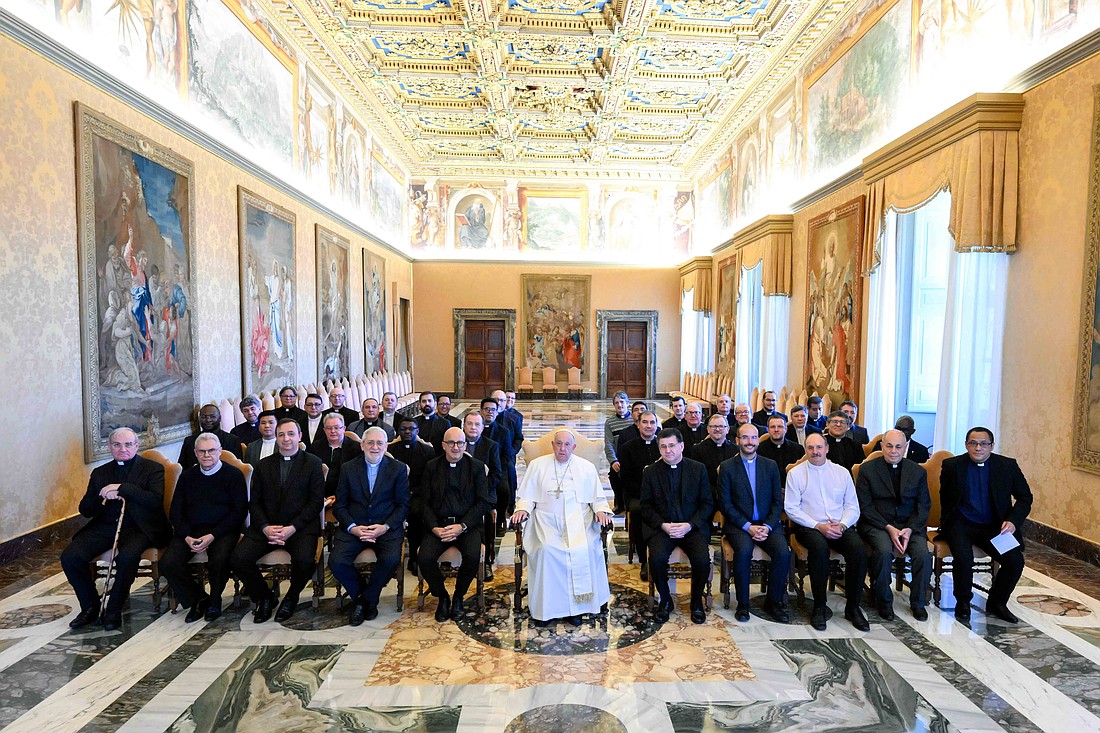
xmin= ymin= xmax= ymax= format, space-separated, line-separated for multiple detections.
xmin=477 ymin=553 xmax=486 ymax=611
xmin=721 ymin=555 xmax=731 ymax=610
xmin=416 ymin=564 xmax=426 ymax=612
xmin=514 ymin=547 xmax=524 ymax=613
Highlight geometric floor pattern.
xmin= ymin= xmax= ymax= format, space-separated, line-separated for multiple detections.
xmin=0 ymin=401 xmax=1099 ymax=732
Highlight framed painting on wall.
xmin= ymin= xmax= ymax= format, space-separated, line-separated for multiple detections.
xmin=316 ymin=225 xmax=349 ymax=382
xmin=521 ymin=274 xmax=590 ymax=378
xmin=370 ymin=148 xmax=404 ymax=241
xmin=1073 ymin=86 xmax=1100 ymax=475
xmin=715 ymin=254 xmax=738 ymax=377
xmin=75 ymin=103 xmax=199 ymax=461
xmin=238 ymin=188 xmax=297 ymax=395
xmin=364 ymin=250 xmax=388 ymax=373
xmin=805 ymin=195 xmax=865 ymax=405
xmin=519 ymin=189 xmax=587 ymax=252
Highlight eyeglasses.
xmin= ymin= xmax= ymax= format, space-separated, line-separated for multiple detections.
xmin=442 ymin=440 xmax=467 ymax=447
xmin=966 ymin=440 xmax=993 ymax=448
xmin=195 ymin=448 xmax=220 ymax=455
xmin=828 ymin=419 xmax=848 ymax=425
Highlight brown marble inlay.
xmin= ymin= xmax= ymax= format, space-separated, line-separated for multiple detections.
xmin=0 ymin=603 xmax=73 ymax=628
xmin=1016 ymin=593 xmax=1092 ymax=617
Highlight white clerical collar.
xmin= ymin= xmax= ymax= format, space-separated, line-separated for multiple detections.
xmin=667 ymin=462 xmax=679 ymax=469
xmin=743 ymin=456 xmax=755 ymax=463
xmin=282 ymin=455 xmax=293 ymax=461
xmin=643 ymin=439 xmax=653 ymax=444
xmin=449 ymin=462 xmax=457 ymax=468
xmin=200 ymin=461 xmax=223 ymax=476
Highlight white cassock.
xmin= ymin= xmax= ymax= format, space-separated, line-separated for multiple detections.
xmin=516 ymin=453 xmax=611 ymax=620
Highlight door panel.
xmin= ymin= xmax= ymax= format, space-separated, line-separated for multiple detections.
xmin=463 ymin=320 xmax=505 ymax=398
xmin=605 ymin=321 xmax=648 ymax=397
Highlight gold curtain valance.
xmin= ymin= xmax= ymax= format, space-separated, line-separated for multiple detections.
xmin=730 ymin=215 xmax=793 ymax=295
xmin=861 ymin=93 xmax=1024 ymax=273
xmin=678 ymin=256 xmax=713 ymax=312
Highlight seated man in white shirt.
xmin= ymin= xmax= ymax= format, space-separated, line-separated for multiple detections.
xmin=784 ymin=433 xmax=869 ymax=632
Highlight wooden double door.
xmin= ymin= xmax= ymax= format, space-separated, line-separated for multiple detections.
xmin=463 ymin=320 xmax=505 ymax=398
xmin=604 ymin=320 xmax=648 ymax=397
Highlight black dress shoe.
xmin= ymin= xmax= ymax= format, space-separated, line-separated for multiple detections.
xmin=406 ymin=560 xmax=419 ymax=575
xmin=986 ymin=601 xmax=1019 ymax=624
xmin=484 ymin=567 xmax=495 ymax=582
xmin=435 ymin=595 xmax=451 ymax=622
xmin=348 ymin=601 xmax=368 ymax=627
xmin=654 ymin=597 xmax=673 ymax=624
xmin=691 ymin=607 xmax=706 ymax=624
xmin=763 ymin=600 xmax=790 ymax=624
xmin=735 ymin=608 xmax=750 ymax=622
xmin=449 ymin=596 xmax=465 ymax=620
xmin=253 ymin=594 xmax=276 ymax=623
xmin=364 ymin=605 xmax=379 ymax=621
xmin=954 ymin=604 xmax=972 ymax=622
xmin=639 ymin=565 xmax=649 ymax=582
xmin=845 ymin=606 xmax=870 ymax=631
xmin=70 ymin=607 xmax=100 ymax=629
xmin=185 ymin=597 xmax=210 ymax=623
xmin=274 ymin=597 xmax=298 ymax=623
xmin=911 ymin=606 xmax=928 ymax=622
xmin=566 ymin=615 xmax=584 ymax=626
xmin=810 ymin=606 xmax=829 ymax=631
xmin=204 ymin=599 xmax=222 ymax=622
xmin=101 ymin=610 xmax=122 ymax=631
xmin=877 ymin=602 xmax=896 ymax=621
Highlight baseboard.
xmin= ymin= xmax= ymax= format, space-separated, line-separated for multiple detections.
xmin=0 ymin=514 xmax=84 ymax=565
xmin=1028 ymin=520 xmax=1100 ymax=567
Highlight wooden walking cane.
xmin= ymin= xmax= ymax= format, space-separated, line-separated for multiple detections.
xmin=99 ymin=497 xmax=127 ymax=621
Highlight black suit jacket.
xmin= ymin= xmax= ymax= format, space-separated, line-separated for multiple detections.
xmin=825 ymin=435 xmax=864 ymax=470
xmin=500 ymin=409 xmax=525 ymax=457
xmin=78 ymin=455 xmax=171 ymax=546
xmin=415 ymin=414 xmax=450 ymax=454
xmin=347 ymin=417 xmax=396 ymax=441
xmin=807 ymin=415 xmax=827 ymax=432
xmin=273 ymin=405 xmax=309 ymax=435
xmin=785 ymin=424 xmax=821 ymax=446
xmin=662 ymin=416 xmax=689 ymax=434
xmin=245 ymin=438 xmax=277 ymax=470
xmin=856 ymin=457 xmax=930 ymax=534
xmin=334 ymin=454 xmax=410 ymax=531
xmin=231 ymin=421 xmax=261 ymax=446
xmin=440 ymin=413 xmax=462 ymax=430
xmin=681 ymin=425 xmax=707 ymax=451
xmin=690 ymin=438 xmax=739 ymax=491
xmin=619 ymin=436 xmax=661 ymax=502
xmin=308 ymin=437 xmax=362 ymax=496
xmin=716 ymin=454 xmax=783 ymax=532
xmin=419 ymin=454 xmax=493 ymax=531
xmin=616 ymin=424 xmax=641 ymax=455
xmin=848 ymin=424 xmax=870 ymax=446
xmin=638 ymin=458 xmax=713 ymax=539
xmin=484 ymin=420 xmax=517 ymax=467
xmin=751 ymin=409 xmax=788 ymax=428
xmin=248 ymin=450 xmax=325 ymax=536
xmin=179 ymin=429 xmax=242 ymax=471
xmin=871 ymin=437 xmax=931 ymax=463
xmin=756 ymin=438 xmax=805 ymax=484
xmin=467 ymin=437 xmax=503 ymax=502
xmin=323 ymin=406 xmax=360 ymax=427
xmin=940 ymin=453 xmax=1033 ymax=537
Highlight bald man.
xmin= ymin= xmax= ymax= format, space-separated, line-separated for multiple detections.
xmin=856 ymin=429 xmax=932 ymax=621
xmin=324 ymin=386 xmax=360 ymax=426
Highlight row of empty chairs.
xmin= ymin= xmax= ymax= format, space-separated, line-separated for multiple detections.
xmin=515 ymin=366 xmax=583 ymax=398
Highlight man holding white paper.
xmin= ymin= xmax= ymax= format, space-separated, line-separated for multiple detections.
xmin=940 ymin=427 xmax=1033 ymax=623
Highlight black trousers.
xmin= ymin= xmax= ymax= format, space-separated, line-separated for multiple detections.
xmin=726 ymin=526 xmax=790 ymax=609
xmin=861 ymin=527 xmax=931 ymax=608
xmin=418 ymin=530 xmax=482 ymax=600
xmin=626 ymin=499 xmax=648 ymax=567
xmin=792 ymin=525 xmax=867 ymax=609
xmin=406 ymin=515 xmax=426 ymax=567
xmin=329 ymin=529 xmax=404 ymax=607
xmin=647 ymin=529 xmax=711 ymax=603
xmin=943 ymin=517 xmax=1025 ymax=607
xmin=608 ymin=468 xmax=624 ymax=509
xmin=61 ymin=521 xmax=154 ymax=613
xmin=496 ymin=465 xmax=518 ymax=523
xmin=230 ymin=531 xmax=318 ymax=604
xmin=160 ymin=534 xmax=239 ymax=608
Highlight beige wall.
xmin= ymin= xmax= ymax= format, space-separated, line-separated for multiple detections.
xmin=0 ymin=35 xmax=412 ymax=543
xmin=1000 ymin=52 xmax=1100 ymax=545
xmin=411 ymin=262 xmax=681 ymax=396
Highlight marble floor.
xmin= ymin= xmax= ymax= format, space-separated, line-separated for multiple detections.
xmin=2 ymin=401 xmax=1100 ymax=732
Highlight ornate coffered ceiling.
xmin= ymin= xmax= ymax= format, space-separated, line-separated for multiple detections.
xmin=265 ymin=0 xmax=855 ymax=179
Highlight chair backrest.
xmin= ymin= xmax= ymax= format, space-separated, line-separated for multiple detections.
xmin=924 ymin=450 xmax=953 ymax=528
xmin=541 ymin=367 xmax=557 ymax=385
xmin=864 ymin=433 xmax=884 ymax=457
xmin=567 ymin=366 xmax=581 ymax=385
xmin=518 ymin=366 xmax=533 ymax=386
xmin=139 ymin=449 xmax=182 ymax=515
xmin=521 ymin=426 xmax=603 ymax=466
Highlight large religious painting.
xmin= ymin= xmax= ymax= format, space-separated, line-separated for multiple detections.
xmin=1072 ymin=85 xmax=1100 ymax=474
xmin=699 ymin=159 xmax=732 ymax=239
xmin=238 ymin=188 xmax=296 ymax=395
xmin=187 ymin=0 xmax=295 ymax=167
xmin=521 ymin=274 xmax=590 ymax=378
xmin=805 ymin=0 xmax=911 ymax=173
xmin=520 ymin=189 xmax=587 ymax=251
xmin=408 ymin=183 xmax=430 ymax=249
xmin=453 ymin=191 xmax=495 ymax=249
xmin=805 ymin=196 xmax=865 ymax=404
xmin=606 ymin=193 xmax=657 ymax=253
xmin=715 ymin=254 xmax=738 ymax=377
xmin=369 ymin=149 xmax=404 ymax=241
xmin=316 ymin=226 xmax=349 ymax=382
xmin=75 ymin=104 xmax=198 ymax=461
xmin=364 ymin=250 xmax=388 ymax=373
xmin=673 ymin=190 xmax=695 ymax=253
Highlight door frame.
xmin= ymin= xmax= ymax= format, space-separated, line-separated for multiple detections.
xmin=453 ymin=308 xmax=516 ymax=398
xmin=596 ymin=310 xmax=658 ymax=399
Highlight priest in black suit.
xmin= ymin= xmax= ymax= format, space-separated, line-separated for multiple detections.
xmin=662 ymin=395 xmax=689 ymax=434
xmin=717 ymin=423 xmax=790 ymax=623
xmin=389 ymin=415 xmax=437 ymax=574
xmin=825 ymin=411 xmax=864 ymax=470
xmin=463 ymin=411 xmax=502 ymax=575
xmin=273 ymin=385 xmax=308 ymax=428
xmin=871 ymin=416 xmax=931 ymax=463
xmin=61 ymin=428 xmax=172 ymax=630
xmin=940 ymin=427 xmax=1032 ymax=623
xmin=437 ymin=395 xmax=462 ymax=429
xmin=230 ymin=418 xmax=325 ymax=624
xmin=348 ymin=397 xmax=396 ymax=441
xmin=840 ymin=401 xmax=870 ymax=446
xmin=856 ymin=430 xmax=932 ymax=621
xmin=324 ymin=386 xmax=360 ymax=427
xmin=785 ymin=405 xmax=821 ymax=447
xmin=751 ymin=390 xmax=788 ymax=429
xmin=494 ymin=389 xmax=525 ymax=515
xmin=681 ymin=403 xmax=708 ymax=450
xmin=689 ymin=414 xmax=738 ymax=497
xmin=330 ymin=427 xmax=410 ymax=626
xmin=481 ymin=397 xmax=516 ymax=529
xmin=415 ymin=391 xmax=450 ymax=453
xmin=619 ymin=410 xmax=661 ymax=579
xmin=639 ymin=428 xmax=713 ymax=624
xmin=231 ymin=396 xmax=263 ymax=446
xmin=418 ymin=427 xmax=494 ymax=621
xmin=179 ymin=403 xmax=241 ymax=471
xmin=757 ymin=415 xmax=805 ymax=485
xmin=307 ymin=412 xmax=361 ymax=499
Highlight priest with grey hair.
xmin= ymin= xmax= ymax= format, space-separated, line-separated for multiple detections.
xmin=510 ymin=429 xmax=614 ymax=626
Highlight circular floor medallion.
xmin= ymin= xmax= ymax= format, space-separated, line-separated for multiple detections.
xmin=503 ymin=704 xmax=627 ymax=733
xmin=0 ymin=603 xmax=73 ymax=628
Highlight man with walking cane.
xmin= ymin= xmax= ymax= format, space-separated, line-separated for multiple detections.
xmin=61 ymin=428 xmax=171 ymax=630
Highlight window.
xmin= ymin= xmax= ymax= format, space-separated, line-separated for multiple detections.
xmin=680 ymin=288 xmax=714 ymax=374
xmin=734 ymin=263 xmax=763 ymax=404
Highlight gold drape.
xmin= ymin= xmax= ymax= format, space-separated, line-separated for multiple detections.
xmin=679 ymin=257 xmax=713 ymax=312
xmin=730 ymin=216 xmax=793 ymax=295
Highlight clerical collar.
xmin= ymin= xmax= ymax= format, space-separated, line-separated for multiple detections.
xmin=200 ymin=460 xmax=223 ymax=476
xmin=976 ymin=462 xmax=986 ymax=467
xmin=771 ymin=439 xmax=784 ymax=446
xmin=365 ymin=457 xmax=383 ymax=466
xmin=667 ymin=461 xmax=680 ymax=469
xmin=890 ymin=462 xmax=900 ymax=469
xmin=282 ymin=455 xmax=293 ymax=461
xmin=643 ymin=438 xmax=654 ymax=444
xmin=449 ymin=462 xmax=457 ymax=468
xmin=743 ymin=455 xmax=755 ymax=463
xmin=115 ymin=457 xmax=135 ymax=466
xmin=831 ymin=436 xmax=844 ymax=442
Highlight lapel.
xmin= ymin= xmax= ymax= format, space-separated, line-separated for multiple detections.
xmin=731 ymin=455 xmax=750 ymax=498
